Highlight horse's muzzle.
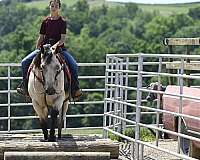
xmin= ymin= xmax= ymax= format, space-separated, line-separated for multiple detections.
xmin=146 ymin=95 xmax=154 ymax=101
xmin=46 ymin=87 xmax=56 ymax=95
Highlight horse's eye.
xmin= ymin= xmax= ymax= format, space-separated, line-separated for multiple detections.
xmin=41 ymin=64 xmax=45 ymax=69
xmin=55 ymin=65 xmax=60 ymax=71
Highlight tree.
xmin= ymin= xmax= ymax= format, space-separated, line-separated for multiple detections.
xmin=66 ymin=0 xmax=89 ymax=34
xmin=188 ymin=7 xmax=200 ymax=20
xmin=125 ymin=3 xmax=139 ymax=19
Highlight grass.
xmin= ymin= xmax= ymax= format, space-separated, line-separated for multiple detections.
xmin=138 ymin=3 xmax=200 ymax=15
xmin=24 ymin=0 xmax=200 ymax=16
xmin=25 ymin=0 xmax=80 ymax=10
xmin=109 ymin=127 xmax=156 ymax=142
xmin=62 ymin=128 xmax=103 ymax=135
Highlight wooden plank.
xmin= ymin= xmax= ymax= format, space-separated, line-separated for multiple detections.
xmin=0 ymin=134 xmax=119 ymax=160
xmin=4 ymin=152 xmax=110 ymax=160
xmin=166 ymin=61 xmax=200 ymax=70
xmin=164 ymin=38 xmax=200 ymax=46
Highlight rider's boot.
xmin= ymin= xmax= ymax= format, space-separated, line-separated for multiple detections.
xmin=16 ymin=79 xmax=29 ymax=97
xmin=71 ymin=79 xmax=82 ymax=101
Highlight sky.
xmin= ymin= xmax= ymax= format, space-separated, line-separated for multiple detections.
xmin=106 ymin=0 xmax=200 ymax=4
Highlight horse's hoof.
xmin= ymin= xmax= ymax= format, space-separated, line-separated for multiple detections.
xmin=40 ymin=139 xmax=48 ymax=142
xmin=48 ymin=136 xmax=56 ymax=142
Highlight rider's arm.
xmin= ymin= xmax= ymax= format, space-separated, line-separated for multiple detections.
xmin=54 ymin=18 xmax=67 ymax=47
xmin=36 ymin=34 xmax=45 ymax=49
xmin=55 ymin=34 xmax=66 ymax=47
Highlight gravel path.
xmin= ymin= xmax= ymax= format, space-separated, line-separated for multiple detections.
xmin=119 ymin=139 xmax=181 ymax=160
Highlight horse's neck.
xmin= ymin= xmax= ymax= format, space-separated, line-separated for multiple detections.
xmin=160 ymin=95 xmax=163 ymax=109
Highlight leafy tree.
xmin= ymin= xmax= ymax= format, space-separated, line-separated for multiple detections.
xmin=188 ymin=6 xmax=200 ymax=19
xmin=88 ymin=4 xmax=108 ymax=23
xmin=73 ymin=0 xmax=89 ymax=12
xmin=125 ymin=3 xmax=139 ymax=19
xmin=174 ymin=23 xmax=200 ymax=38
xmin=131 ymin=11 xmax=155 ymax=38
xmin=82 ymin=93 xmax=103 ymax=127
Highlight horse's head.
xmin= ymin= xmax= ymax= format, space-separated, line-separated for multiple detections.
xmin=146 ymin=82 xmax=166 ymax=101
xmin=40 ymin=44 xmax=64 ymax=95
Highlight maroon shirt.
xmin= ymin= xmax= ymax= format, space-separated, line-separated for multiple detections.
xmin=40 ymin=16 xmax=67 ymax=47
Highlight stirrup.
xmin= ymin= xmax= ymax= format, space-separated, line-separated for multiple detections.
xmin=72 ymin=89 xmax=83 ymax=101
xmin=16 ymin=81 xmax=29 ymax=97
xmin=17 ymin=88 xmax=28 ymax=96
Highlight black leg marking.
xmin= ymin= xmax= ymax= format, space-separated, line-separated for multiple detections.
xmin=58 ymin=105 xmax=64 ymax=139
xmin=40 ymin=119 xmax=48 ymax=141
xmin=49 ymin=108 xmax=59 ymax=142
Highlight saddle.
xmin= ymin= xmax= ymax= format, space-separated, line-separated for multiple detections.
xmin=56 ymin=53 xmax=72 ymax=92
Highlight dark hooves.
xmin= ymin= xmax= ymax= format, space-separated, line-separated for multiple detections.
xmin=40 ymin=139 xmax=48 ymax=142
xmin=48 ymin=136 xmax=56 ymax=142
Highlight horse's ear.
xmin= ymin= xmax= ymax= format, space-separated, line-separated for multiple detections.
xmin=55 ymin=46 xmax=62 ymax=54
xmin=43 ymin=44 xmax=51 ymax=53
xmin=52 ymin=45 xmax=61 ymax=54
xmin=161 ymin=86 xmax=166 ymax=91
xmin=40 ymin=45 xmax=44 ymax=55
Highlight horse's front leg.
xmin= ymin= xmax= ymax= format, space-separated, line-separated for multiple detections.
xmin=40 ymin=117 xmax=48 ymax=141
xmin=32 ymin=100 xmax=49 ymax=141
xmin=49 ymin=108 xmax=59 ymax=142
xmin=58 ymin=100 xmax=69 ymax=139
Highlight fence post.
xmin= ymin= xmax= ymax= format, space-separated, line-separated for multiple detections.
xmin=103 ymin=55 xmax=110 ymax=138
xmin=7 ymin=66 xmax=11 ymax=132
xmin=109 ymin=58 xmax=114 ymax=128
xmin=134 ymin=54 xmax=143 ymax=160
xmin=177 ymin=58 xmax=184 ymax=153
xmin=122 ymin=57 xmax=129 ymax=132
xmin=155 ymin=57 xmax=162 ymax=146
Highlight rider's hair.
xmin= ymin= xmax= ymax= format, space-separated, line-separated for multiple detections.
xmin=49 ymin=0 xmax=61 ymax=8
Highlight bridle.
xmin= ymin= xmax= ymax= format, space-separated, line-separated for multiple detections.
xmin=32 ymin=46 xmax=64 ymax=95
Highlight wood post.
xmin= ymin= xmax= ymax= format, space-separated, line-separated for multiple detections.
xmin=164 ymin=38 xmax=199 ymax=86
xmin=0 ymin=134 xmax=119 ymax=160
xmin=4 ymin=152 xmax=110 ymax=160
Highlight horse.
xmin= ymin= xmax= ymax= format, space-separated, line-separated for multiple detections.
xmin=28 ymin=44 xmax=69 ymax=142
xmin=146 ymin=82 xmax=167 ymax=139
xmin=146 ymin=82 xmax=166 ymax=103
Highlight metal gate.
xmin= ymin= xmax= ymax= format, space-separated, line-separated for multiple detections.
xmin=103 ymin=53 xmax=200 ymax=160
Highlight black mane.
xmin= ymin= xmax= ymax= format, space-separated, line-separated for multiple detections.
xmin=32 ymin=51 xmax=41 ymax=68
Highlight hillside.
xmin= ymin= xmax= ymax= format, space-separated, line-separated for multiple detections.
xmin=24 ymin=0 xmax=200 ymax=15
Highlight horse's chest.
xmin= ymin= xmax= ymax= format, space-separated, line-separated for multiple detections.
xmin=46 ymin=95 xmax=59 ymax=106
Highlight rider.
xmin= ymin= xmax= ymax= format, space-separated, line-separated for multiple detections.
xmin=17 ymin=0 xmax=82 ymax=100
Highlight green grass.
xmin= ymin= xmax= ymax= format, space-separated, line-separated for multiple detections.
xmin=138 ymin=3 xmax=200 ymax=15
xmin=62 ymin=128 xmax=103 ymax=135
xmin=25 ymin=0 xmax=80 ymax=9
xmin=24 ymin=0 xmax=200 ymax=15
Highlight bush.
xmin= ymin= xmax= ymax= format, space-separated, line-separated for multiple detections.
xmin=108 ymin=127 xmax=155 ymax=142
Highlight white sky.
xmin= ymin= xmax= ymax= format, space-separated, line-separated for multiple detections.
xmin=106 ymin=0 xmax=200 ymax=4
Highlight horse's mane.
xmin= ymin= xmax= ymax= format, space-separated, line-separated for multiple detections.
xmin=32 ymin=51 xmax=41 ymax=68
xmin=32 ymin=46 xmax=62 ymax=69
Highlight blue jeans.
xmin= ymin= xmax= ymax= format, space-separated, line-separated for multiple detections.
xmin=21 ymin=49 xmax=78 ymax=81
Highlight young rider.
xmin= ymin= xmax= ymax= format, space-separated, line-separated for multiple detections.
xmin=17 ymin=0 xmax=82 ymax=100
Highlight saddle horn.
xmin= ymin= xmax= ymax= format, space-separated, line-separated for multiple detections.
xmin=43 ymin=44 xmax=51 ymax=53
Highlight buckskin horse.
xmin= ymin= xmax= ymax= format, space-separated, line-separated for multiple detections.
xmin=28 ymin=44 xmax=69 ymax=141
